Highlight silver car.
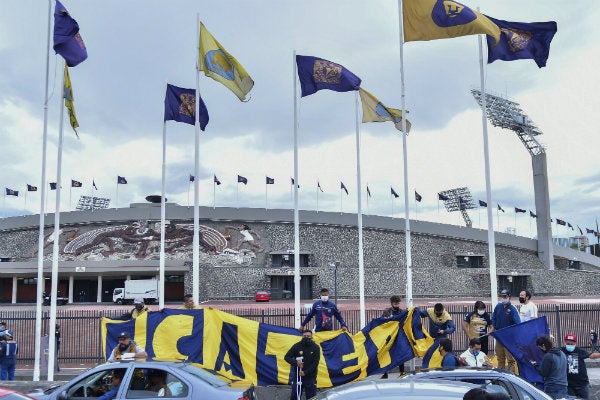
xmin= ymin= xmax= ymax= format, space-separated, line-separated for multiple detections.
xmin=399 ymin=367 xmax=553 ymax=400
xmin=30 ymin=361 xmax=257 ymax=400
xmin=315 ymin=378 xmax=480 ymax=400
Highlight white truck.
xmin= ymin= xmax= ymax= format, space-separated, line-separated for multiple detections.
xmin=112 ymin=279 xmax=159 ymax=304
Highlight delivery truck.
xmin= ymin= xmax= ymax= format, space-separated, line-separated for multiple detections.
xmin=112 ymin=279 xmax=159 ymax=304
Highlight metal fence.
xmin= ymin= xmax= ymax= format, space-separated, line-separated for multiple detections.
xmin=2 ymin=304 xmax=599 ymax=366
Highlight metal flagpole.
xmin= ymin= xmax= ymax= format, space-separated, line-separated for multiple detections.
xmin=265 ymin=179 xmax=268 ymax=210
xmin=397 ymin=0 xmax=413 ymax=310
xmin=48 ymin=60 xmax=69 ymax=381
xmin=316 ymin=182 xmax=319 ymax=213
xmin=159 ymin=117 xmax=167 ymax=310
xmin=292 ymin=51 xmax=301 ymax=328
xmin=477 ymin=31 xmax=499 ymax=308
xmin=354 ymin=91 xmax=366 ymax=327
xmin=34 ymin=0 xmax=52 ymax=381
xmin=213 ymin=177 xmax=216 ymax=209
xmin=193 ymin=15 xmax=201 ymax=304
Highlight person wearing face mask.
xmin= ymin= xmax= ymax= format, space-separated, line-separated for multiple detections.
xmin=117 ymin=297 xmax=151 ymax=320
xmin=460 ymin=338 xmax=493 ymax=367
xmin=462 ymin=301 xmax=491 ymax=354
xmin=518 ymin=289 xmax=538 ymax=322
xmin=107 ymin=332 xmax=147 ymax=362
xmin=300 ymin=288 xmax=348 ymax=332
xmin=490 ymin=289 xmax=520 ymax=372
xmin=532 ymin=335 xmax=567 ymax=399
xmin=382 ymin=295 xmax=403 ymax=318
xmin=284 ymin=330 xmax=321 ymax=400
xmin=560 ymin=333 xmax=600 ymax=400
xmin=419 ymin=303 xmax=456 ymax=339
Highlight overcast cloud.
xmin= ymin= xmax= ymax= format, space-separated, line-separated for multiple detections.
xmin=1 ymin=0 xmax=599 ymax=241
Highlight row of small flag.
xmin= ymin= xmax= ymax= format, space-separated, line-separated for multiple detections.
xmin=4 ymin=176 xmax=128 ymax=196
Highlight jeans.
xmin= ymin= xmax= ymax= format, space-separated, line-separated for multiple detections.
xmin=568 ymin=384 xmax=590 ymax=400
xmin=0 ymin=362 xmax=15 ymax=381
xmin=544 ymin=384 xmax=567 ymax=399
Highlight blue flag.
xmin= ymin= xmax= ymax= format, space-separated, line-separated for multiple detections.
xmin=391 ymin=187 xmax=399 ymax=198
xmin=237 ymin=175 xmax=247 ymax=185
xmin=53 ymin=0 xmax=88 ymax=67
xmin=438 ymin=193 xmax=449 ymax=201
xmin=5 ymin=188 xmax=18 ymax=197
xmin=117 ymin=176 xmax=127 ymax=184
xmin=164 ymin=84 xmax=197 ymax=127
xmin=490 ymin=317 xmax=550 ymax=385
xmin=486 ymin=17 xmax=557 ymax=68
xmin=479 ymin=200 xmax=487 ymax=207
xmin=341 ymin=182 xmax=349 ymax=195
xmin=50 ymin=182 xmax=57 ymax=190
xmin=296 ymin=55 xmax=361 ymax=97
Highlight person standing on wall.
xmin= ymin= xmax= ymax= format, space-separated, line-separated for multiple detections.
xmin=518 ymin=289 xmax=538 ymax=322
xmin=490 ymin=289 xmax=520 ymax=372
xmin=300 ymin=288 xmax=348 ymax=333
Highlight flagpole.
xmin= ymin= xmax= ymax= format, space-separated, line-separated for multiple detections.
xmin=477 ymin=31 xmax=498 ymax=309
xmin=192 ymin=15 xmax=201 ymax=304
xmin=213 ymin=176 xmax=216 ymax=209
xmin=116 ymin=182 xmax=119 ymax=209
xmin=340 ymin=186 xmax=343 ymax=214
xmin=48 ymin=60 xmax=69 ymax=380
xmin=69 ymin=184 xmax=72 ymax=211
xmin=292 ymin=50 xmax=301 ymax=328
xmin=33 ymin=0 xmax=52 ymax=381
xmin=159 ymin=117 xmax=167 ymax=310
xmin=398 ymin=0 xmax=414 ymax=316
xmin=265 ymin=179 xmax=268 ymax=210
xmin=354 ymin=91 xmax=366 ymax=327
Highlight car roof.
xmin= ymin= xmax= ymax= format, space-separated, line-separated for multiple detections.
xmin=317 ymin=378 xmax=478 ymax=399
xmin=404 ymin=367 xmax=515 ymax=378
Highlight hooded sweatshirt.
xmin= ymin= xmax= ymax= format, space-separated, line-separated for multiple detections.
xmin=535 ymin=347 xmax=568 ymax=389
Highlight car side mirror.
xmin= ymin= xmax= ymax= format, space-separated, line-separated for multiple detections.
xmin=58 ymin=390 xmax=69 ymax=400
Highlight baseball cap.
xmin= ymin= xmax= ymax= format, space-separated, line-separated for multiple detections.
xmin=134 ymin=297 xmax=144 ymax=304
xmin=4 ymin=330 xmax=13 ymax=338
xmin=564 ymin=334 xmax=577 ymax=342
xmin=499 ymin=289 xmax=511 ymax=296
xmin=117 ymin=332 xmax=130 ymax=339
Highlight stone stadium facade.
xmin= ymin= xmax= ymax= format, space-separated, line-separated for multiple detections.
xmin=0 ymin=202 xmax=599 ymax=303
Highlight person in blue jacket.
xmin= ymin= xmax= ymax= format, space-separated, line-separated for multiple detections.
xmin=0 ymin=330 xmax=18 ymax=380
xmin=490 ymin=289 xmax=520 ymax=372
xmin=419 ymin=303 xmax=456 ymax=338
xmin=300 ymin=288 xmax=347 ymax=332
xmin=97 ymin=369 xmax=126 ymax=400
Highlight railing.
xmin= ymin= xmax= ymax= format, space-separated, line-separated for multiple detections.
xmin=2 ymin=304 xmax=598 ymax=366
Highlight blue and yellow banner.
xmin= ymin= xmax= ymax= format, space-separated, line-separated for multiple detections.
xmin=102 ymin=307 xmax=432 ymax=388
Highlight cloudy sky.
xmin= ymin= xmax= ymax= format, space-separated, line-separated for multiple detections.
xmin=1 ymin=0 xmax=599 ymax=242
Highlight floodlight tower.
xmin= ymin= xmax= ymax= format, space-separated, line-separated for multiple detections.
xmin=471 ymin=89 xmax=554 ymax=270
xmin=439 ymin=187 xmax=476 ymax=227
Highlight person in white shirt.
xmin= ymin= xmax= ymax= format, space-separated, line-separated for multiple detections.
xmin=460 ymin=338 xmax=493 ymax=367
xmin=519 ymin=289 xmax=538 ymax=322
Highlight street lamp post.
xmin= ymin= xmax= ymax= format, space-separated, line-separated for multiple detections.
xmin=329 ymin=261 xmax=340 ymax=305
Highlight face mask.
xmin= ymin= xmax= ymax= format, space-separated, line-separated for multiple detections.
xmin=500 ymin=298 xmax=509 ymax=305
xmin=472 ymin=350 xmax=480 ymax=357
xmin=565 ymin=345 xmax=576 ymax=352
xmin=302 ymin=337 xmax=312 ymax=345
xmin=320 ymin=296 xmax=329 ymax=302
xmin=519 ymin=297 xmax=526 ymax=304
xmin=135 ymin=304 xmax=144 ymax=311
xmin=477 ymin=309 xmax=485 ymax=316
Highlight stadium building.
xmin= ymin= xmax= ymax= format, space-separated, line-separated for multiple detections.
xmin=0 ymin=201 xmax=599 ymax=303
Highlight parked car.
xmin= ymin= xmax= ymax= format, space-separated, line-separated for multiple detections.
xmin=399 ymin=367 xmax=552 ymax=400
xmin=254 ymin=291 xmax=270 ymax=302
xmin=29 ymin=360 xmax=257 ymax=400
xmin=315 ymin=378 xmax=479 ymax=399
xmin=0 ymin=388 xmax=37 ymax=400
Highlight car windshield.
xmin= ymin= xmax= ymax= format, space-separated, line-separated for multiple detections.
xmin=178 ymin=364 xmax=236 ymax=387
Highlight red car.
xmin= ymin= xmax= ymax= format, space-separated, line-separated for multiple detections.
xmin=0 ymin=388 xmax=36 ymax=400
xmin=254 ymin=291 xmax=270 ymax=302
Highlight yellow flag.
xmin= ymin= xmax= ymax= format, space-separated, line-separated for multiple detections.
xmin=198 ymin=23 xmax=254 ymax=101
xmin=63 ymin=65 xmax=79 ymax=137
xmin=359 ymin=88 xmax=411 ymax=133
xmin=403 ymin=0 xmax=500 ymax=44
